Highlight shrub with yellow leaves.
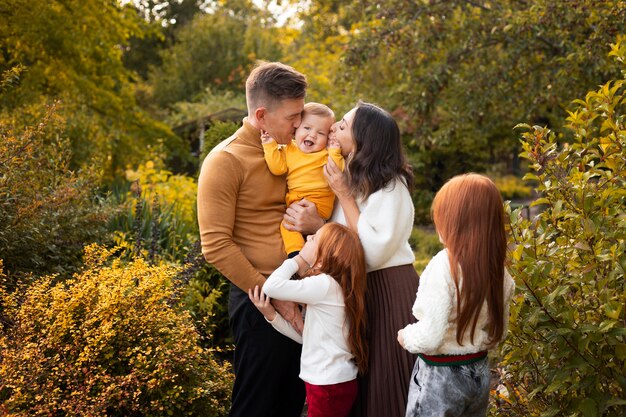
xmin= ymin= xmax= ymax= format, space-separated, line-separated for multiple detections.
xmin=0 ymin=244 xmax=233 ymax=416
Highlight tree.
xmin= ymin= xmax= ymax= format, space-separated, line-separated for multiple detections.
xmin=122 ymin=0 xmax=209 ymax=80
xmin=148 ymin=1 xmax=283 ymax=108
xmin=286 ymin=0 xmax=626 ymax=221
xmin=0 ymin=0 xmax=183 ymax=180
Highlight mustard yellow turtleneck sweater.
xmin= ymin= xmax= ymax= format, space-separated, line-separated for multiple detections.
xmin=197 ymin=118 xmax=287 ymax=293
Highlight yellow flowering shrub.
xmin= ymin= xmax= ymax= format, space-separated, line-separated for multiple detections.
xmin=124 ymin=160 xmax=198 ymax=229
xmin=0 ymin=245 xmax=233 ymax=416
xmin=493 ymin=175 xmax=533 ymax=200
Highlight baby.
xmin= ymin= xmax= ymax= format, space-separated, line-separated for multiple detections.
xmin=262 ymin=102 xmax=344 ymax=257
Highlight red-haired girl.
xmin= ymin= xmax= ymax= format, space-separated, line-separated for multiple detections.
xmin=249 ymin=222 xmax=368 ymax=417
xmin=397 ymin=173 xmax=516 ymax=416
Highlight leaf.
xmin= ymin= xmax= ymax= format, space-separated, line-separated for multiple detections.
xmin=531 ymin=198 xmax=550 ymax=207
xmin=615 ymin=344 xmax=626 ymax=360
xmin=579 ymin=398 xmax=598 ymax=417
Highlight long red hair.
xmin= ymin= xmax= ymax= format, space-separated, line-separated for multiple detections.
xmin=315 ymin=223 xmax=368 ymax=374
xmin=431 ymin=173 xmax=507 ymax=347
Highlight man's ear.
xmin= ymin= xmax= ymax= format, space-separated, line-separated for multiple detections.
xmin=254 ymin=107 xmax=267 ymax=128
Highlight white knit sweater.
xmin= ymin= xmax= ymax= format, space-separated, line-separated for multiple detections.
xmin=263 ymin=258 xmax=358 ymax=385
xmin=400 ymin=249 xmax=515 ymax=355
xmin=331 ymin=177 xmax=415 ymax=272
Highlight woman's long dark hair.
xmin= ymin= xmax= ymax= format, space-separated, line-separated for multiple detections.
xmin=316 ymin=223 xmax=368 ymax=375
xmin=348 ymin=102 xmax=414 ymax=199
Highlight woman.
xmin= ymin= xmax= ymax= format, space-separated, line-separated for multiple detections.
xmin=283 ymin=102 xmax=419 ymax=417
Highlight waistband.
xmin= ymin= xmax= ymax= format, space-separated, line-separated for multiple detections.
xmin=418 ymin=351 xmax=488 ymax=367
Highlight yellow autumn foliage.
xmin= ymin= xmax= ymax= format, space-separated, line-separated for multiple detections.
xmin=0 ymin=245 xmax=233 ymax=416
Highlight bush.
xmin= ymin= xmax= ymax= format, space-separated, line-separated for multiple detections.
xmin=108 ymin=161 xmax=232 ymax=350
xmin=199 ymin=121 xmax=240 ymax=162
xmin=494 ymin=175 xmax=533 ymax=200
xmin=499 ymin=38 xmax=626 ymax=416
xmin=0 ymin=244 xmax=233 ymax=416
xmin=109 ymin=159 xmax=199 ymax=263
xmin=0 ymin=102 xmax=110 ymax=285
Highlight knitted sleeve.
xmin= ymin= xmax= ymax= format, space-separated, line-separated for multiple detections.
xmin=262 ymin=141 xmax=288 ymax=175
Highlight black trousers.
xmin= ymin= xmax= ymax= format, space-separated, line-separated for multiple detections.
xmin=228 ymin=286 xmax=305 ymax=417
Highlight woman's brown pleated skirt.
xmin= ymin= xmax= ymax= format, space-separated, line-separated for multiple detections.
xmin=350 ymin=264 xmax=419 ymax=417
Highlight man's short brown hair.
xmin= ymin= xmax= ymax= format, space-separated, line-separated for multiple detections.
xmin=246 ymin=62 xmax=307 ymax=112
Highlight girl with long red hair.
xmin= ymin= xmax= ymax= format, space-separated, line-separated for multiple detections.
xmin=249 ymin=222 xmax=368 ymax=417
xmin=397 ymin=173 xmax=516 ymax=416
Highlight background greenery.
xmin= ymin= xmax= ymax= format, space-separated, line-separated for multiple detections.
xmin=0 ymin=1 xmax=624 ymax=415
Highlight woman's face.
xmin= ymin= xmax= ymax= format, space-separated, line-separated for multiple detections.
xmin=329 ymin=107 xmax=357 ymax=157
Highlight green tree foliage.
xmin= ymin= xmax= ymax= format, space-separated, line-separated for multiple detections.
xmin=149 ymin=1 xmax=283 ymax=108
xmin=500 ymin=38 xmax=626 ymax=416
xmin=123 ymin=0 xmax=209 ymax=80
xmin=0 ymin=245 xmax=232 ymax=416
xmin=287 ymin=0 xmax=625 ymax=222
xmin=0 ymin=0 xmax=182 ymax=179
xmin=0 ymin=103 xmax=110 ymax=285
xmin=280 ymin=0 xmax=360 ymax=112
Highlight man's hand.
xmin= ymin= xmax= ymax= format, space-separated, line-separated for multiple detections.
xmin=272 ymin=299 xmax=304 ymax=334
xmin=283 ymin=199 xmax=324 ymax=235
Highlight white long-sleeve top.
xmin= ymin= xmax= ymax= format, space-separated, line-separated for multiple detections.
xmin=263 ymin=258 xmax=357 ymax=385
xmin=399 ymin=249 xmax=515 ymax=355
xmin=331 ymin=177 xmax=415 ymax=272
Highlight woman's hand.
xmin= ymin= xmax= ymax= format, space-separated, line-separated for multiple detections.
xmin=248 ymin=285 xmax=276 ymax=321
xmin=323 ymin=157 xmax=350 ymax=199
xmin=283 ymin=199 xmax=325 ymax=235
xmin=324 ymin=157 xmax=361 ymax=231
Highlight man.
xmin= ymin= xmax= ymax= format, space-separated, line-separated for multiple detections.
xmin=197 ymin=62 xmax=307 ymax=417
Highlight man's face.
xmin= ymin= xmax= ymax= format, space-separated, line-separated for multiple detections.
xmin=261 ymin=98 xmax=305 ymax=144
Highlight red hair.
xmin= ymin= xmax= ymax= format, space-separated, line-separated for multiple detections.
xmin=315 ymin=223 xmax=368 ymax=374
xmin=432 ymin=173 xmax=507 ymax=347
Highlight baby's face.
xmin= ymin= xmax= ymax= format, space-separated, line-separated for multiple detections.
xmin=294 ymin=114 xmax=334 ymax=154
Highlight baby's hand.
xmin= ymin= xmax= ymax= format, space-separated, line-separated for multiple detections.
xmin=248 ymin=285 xmax=277 ymax=321
xmin=261 ymin=130 xmax=276 ymax=145
xmin=328 ymin=136 xmax=341 ymax=149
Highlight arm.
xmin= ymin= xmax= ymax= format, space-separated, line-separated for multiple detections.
xmin=323 ymin=157 xmax=359 ymax=231
xmin=398 ymin=253 xmax=453 ymax=354
xmin=356 ymin=181 xmax=414 ymax=268
xmin=262 ymin=140 xmax=288 ymax=176
xmin=328 ymin=147 xmax=345 ymax=171
xmin=197 ymin=151 xmax=265 ymax=291
xmin=268 ymin=312 xmax=304 ymax=344
xmin=262 ymin=258 xmax=331 ymax=305
xmin=248 ymin=285 xmax=303 ymax=344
